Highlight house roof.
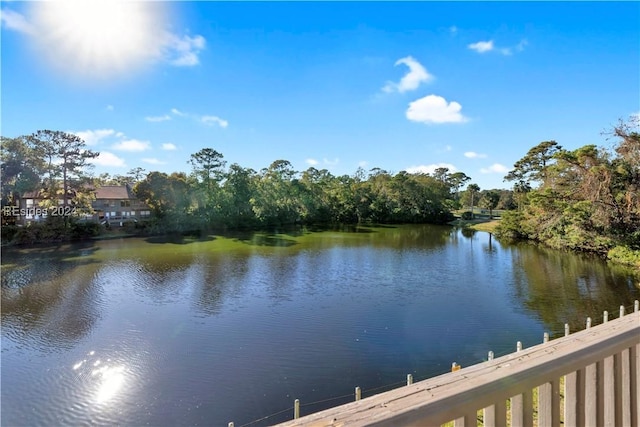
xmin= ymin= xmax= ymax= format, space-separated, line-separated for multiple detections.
xmin=21 ymin=189 xmax=76 ymax=198
xmin=20 ymin=185 xmax=138 ymax=200
xmin=21 ymin=190 xmax=45 ymax=198
xmin=94 ymin=185 xmax=136 ymax=200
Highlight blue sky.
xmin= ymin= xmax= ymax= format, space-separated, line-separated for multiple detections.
xmin=2 ymin=1 xmax=639 ymax=190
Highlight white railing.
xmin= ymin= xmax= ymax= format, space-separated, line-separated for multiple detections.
xmin=260 ymin=302 xmax=639 ymax=427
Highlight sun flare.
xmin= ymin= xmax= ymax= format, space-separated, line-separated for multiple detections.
xmin=31 ymin=0 xmax=166 ymax=80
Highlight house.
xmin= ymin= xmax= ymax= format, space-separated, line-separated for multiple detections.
xmin=11 ymin=188 xmax=66 ymax=224
xmin=92 ymin=184 xmax=151 ymax=223
xmin=6 ymin=184 xmax=150 ymax=225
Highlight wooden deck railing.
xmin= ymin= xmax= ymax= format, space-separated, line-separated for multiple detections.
xmin=268 ymin=303 xmax=639 ymax=427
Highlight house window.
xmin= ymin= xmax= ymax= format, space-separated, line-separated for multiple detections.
xmin=120 ymin=200 xmax=131 ymax=207
xmin=26 ymin=199 xmax=34 ymax=206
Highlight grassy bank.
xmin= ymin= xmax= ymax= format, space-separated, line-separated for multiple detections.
xmin=448 ymin=218 xmax=500 ymax=234
xmin=469 ymin=220 xmax=500 ymax=233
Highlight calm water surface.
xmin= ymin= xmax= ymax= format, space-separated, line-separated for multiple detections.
xmin=2 ymin=225 xmax=639 ymax=426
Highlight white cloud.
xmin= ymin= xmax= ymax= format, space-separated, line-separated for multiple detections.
xmin=469 ymin=39 xmax=526 ymax=56
xmin=406 ymin=95 xmax=467 ymax=124
xmin=112 ymin=139 xmax=151 ymax=152
xmin=162 ymin=143 xmax=177 ymax=151
xmin=305 ymin=158 xmax=339 ymax=167
xmin=160 ymin=108 xmax=228 ymax=128
xmin=162 ymin=33 xmax=206 ymax=67
xmin=449 ymin=26 xmax=458 ymax=35
xmin=464 ymin=151 xmax=488 ymax=159
xmin=72 ymin=129 xmax=116 ymax=146
xmin=0 ymin=8 xmax=35 ymax=34
xmin=142 ymin=158 xmax=167 ymax=165
xmin=145 ymin=114 xmax=171 ymax=122
xmin=72 ymin=129 xmax=166 ymax=161
xmin=106 ymin=105 xmax=114 ymax=111
xmin=382 ymin=56 xmax=433 ymax=93
xmin=468 ymin=40 xmax=494 ymax=53
xmin=406 ymin=163 xmax=458 ymax=174
xmin=480 ymin=163 xmax=508 ymax=174
xmin=201 ymin=115 xmax=228 ymax=128
xmin=90 ymin=151 xmax=126 ymax=167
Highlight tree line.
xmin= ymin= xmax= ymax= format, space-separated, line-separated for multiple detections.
xmin=2 ymin=118 xmax=637 ymax=270
xmin=115 ymin=154 xmax=480 ymax=231
xmin=496 ymin=116 xmax=640 ymax=268
xmin=1 ymin=130 xmax=509 ymax=237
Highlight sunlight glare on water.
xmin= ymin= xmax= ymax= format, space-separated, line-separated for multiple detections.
xmin=94 ymin=365 xmax=126 ymax=404
xmin=72 ymin=350 xmax=128 ymax=405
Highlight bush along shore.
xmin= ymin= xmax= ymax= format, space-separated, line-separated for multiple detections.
xmin=493 ymin=118 xmax=640 ymax=271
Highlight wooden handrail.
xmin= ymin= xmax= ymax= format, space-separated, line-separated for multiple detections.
xmin=274 ymin=311 xmax=639 ymax=426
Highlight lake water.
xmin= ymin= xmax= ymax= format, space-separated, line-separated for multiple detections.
xmin=2 ymin=224 xmax=639 ymax=426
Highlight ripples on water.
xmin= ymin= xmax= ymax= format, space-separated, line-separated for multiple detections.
xmin=1 ymin=225 xmax=638 ymax=426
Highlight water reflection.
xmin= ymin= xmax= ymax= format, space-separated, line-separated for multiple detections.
xmin=191 ymin=254 xmax=252 ymax=316
xmin=460 ymin=227 xmax=476 ymax=239
xmin=507 ymin=242 xmax=640 ymax=337
xmin=234 ymin=232 xmax=299 ymax=247
xmin=1 ymin=254 xmax=103 ymax=351
xmin=1 ymin=226 xmax=638 ymax=426
xmin=485 ymin=233 xmax=496 ymax=253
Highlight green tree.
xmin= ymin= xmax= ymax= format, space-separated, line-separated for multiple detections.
xmin=221 ymin=163 xmax=257 ymax=227
xmin=480 ymin=190 xmax=500 ymax=218
xmin=432 ymin=167 xmax=450 ymax=183
xmin=447 ymin=172 xmax=471 ymax=206
xmin=27 ymin=130 xmax=98 ymax=214
xmin=251 ymin=160 xmax=301 ymax=225
xmin=1 ymin=136 xmax=43 ymax=206
xmin=505 ymin=140 xmax=562 ymax=186
xmin=298 ymin=167 xmax=335 ymax=223
xmin=188 ymin=148 xmax=226 ymax=225
xmin=189 ymin=149 xmax=226 ymax=193
xmin=495 ymin=189 xmax=516 ymax=211
xmin=127 ymin=167 xmax=147 ymax=183
xmin=497 ymin=118 xmax=640 ymax=257
xmin=512 ymin=181 xmax=532 ymax=211
xmin=467 ymin=183 xmax=480 ymax=218
xmin=401 ymin=171 xmax=453 ymax=223
xmin=367 ymin=169 xmax=394 ymax=222
xmin=134 ymin=172 xmax=197 ymax=231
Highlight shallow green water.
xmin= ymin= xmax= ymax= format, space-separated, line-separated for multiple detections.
xmin=2 ymin=224 xmax=638 ymax=426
